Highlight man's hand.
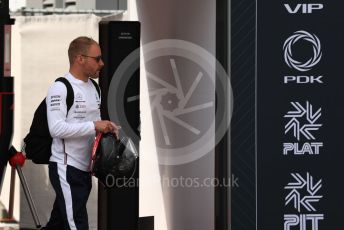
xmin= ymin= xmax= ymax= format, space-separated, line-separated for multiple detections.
xmin=94 ymin=120 xmax=121 ymax=139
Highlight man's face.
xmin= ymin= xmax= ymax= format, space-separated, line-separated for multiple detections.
xmin=82 ymin=43 xmax=104 ymax=79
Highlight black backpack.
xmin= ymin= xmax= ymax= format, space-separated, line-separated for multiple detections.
xmin=24 ymin=77 xmax=100 ymax=164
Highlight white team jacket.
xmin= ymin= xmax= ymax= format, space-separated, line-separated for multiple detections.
xmin=46 ymin=73 xmax=101 ymax=171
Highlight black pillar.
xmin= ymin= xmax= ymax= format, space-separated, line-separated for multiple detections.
xmin=0 ymin=77 xmax=13 ymax=188
xmin=98 ymin=21 xmax=140 ymax=230
xmin=0 ymin=0 xmax=14 ymax=190
xmin=215 ymin=0 xmax=230 ymax=229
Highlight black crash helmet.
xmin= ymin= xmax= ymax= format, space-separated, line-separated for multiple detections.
xmin=91 ymin=133 xmax=138 ymax=187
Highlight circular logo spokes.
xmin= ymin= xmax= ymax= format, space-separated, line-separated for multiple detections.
xmin=144 ymin=57 xmax=214 ymax=148
xmin=283 ymin=30 xmax=322 ymax=72
xmin=107 ymin=39 xmax=232 ymax=165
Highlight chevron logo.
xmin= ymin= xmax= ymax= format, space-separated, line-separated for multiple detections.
xmin=285 ymin=189 xmax=301 ymax=211
xmin=284 ymin=102 xmax=307 ymax=117
xmin=284 ymin=101 xmax=322 ymax=140
xmin=307 ymin=173 xmax=322 ymax=196
xmin=285 ymin=173 xmax=307 ymax=189
xmin=285 ymin=172 xmax=322 ymax=212
xmin=300 ymin=196 xmax=323 ymax=212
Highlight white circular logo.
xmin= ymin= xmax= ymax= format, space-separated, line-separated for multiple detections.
xmin=107 ymin=39 xmax=233 ymax=165
xmin=283 ymin=30 xmax=322 ymax=72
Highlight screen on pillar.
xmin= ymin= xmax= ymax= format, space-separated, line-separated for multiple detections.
xmin=0 ymin=0 xmax=9 ymax=18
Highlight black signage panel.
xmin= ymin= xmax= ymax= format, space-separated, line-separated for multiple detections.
xmin=257 ymin=2 xmax=344 ymax=229
xmin=99 ymin=21 xmax=140 ymax=230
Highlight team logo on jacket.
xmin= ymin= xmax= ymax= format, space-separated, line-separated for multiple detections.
xmin=75 ymin=93 xmax=84 ymax=101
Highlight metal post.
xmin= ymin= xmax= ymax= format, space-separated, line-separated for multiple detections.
xmin=7 ymin=167 xmax=16 ymax=219
xmin=16 ymin=165 xmax=41 ymax=228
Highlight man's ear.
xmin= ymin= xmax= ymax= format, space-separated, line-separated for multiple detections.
xmin=72 ymin=54 xmax=83 ymax=65
xmin=76 ymin=55 xmax=84 ymax=64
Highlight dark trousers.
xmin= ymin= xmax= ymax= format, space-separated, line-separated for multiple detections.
xmin=44 ymin=162 xmax=92 ymax=230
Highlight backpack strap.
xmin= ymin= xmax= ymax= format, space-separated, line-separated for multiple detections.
xmin=55 ymin=77 xmax=74 ymax=164
xmin=55 ymin=77 xmax=74 ymax=113
xmin=89 ymin=78 xmax=100 ymax=98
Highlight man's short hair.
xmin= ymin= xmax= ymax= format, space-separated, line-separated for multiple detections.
xmin=68 ymin=36 xmax=97 ymax=65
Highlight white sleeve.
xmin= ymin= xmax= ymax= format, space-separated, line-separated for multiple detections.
xmin=46 ymin=81 xmax=95 ymax=138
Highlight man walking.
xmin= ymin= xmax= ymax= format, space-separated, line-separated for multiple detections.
xmin=43 ymin=36 xmax=119 ymax=230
